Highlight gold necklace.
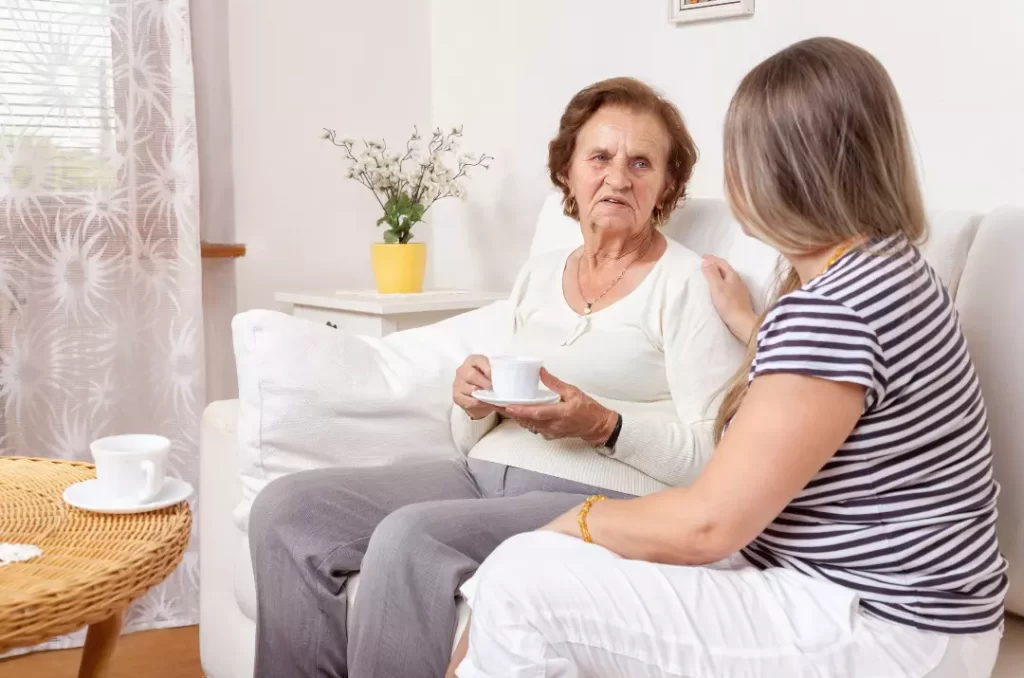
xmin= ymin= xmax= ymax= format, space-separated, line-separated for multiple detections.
xmin=576 ymin=237 xmax=651 ymax=316
xmin=820 ymin=242 xmax=851 ymax=276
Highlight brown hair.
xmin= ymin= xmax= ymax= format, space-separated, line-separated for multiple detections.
xmin=548 ymin=77 xmax=698 ymax=226
xmin=713 ymin=37 xmax=928 ymax=442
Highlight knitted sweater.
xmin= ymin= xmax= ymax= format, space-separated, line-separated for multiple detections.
xmin=450 ymin=240 xmax=744 ymax=496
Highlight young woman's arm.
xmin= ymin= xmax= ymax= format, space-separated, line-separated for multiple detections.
xmin=546 ymin=372 xmax=865 ymax=564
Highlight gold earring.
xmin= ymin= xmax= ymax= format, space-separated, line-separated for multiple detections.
xmin=563 ymin=196 xmax=578 ymax=217
xmin=651 ymin=206 xmax=664 ymax=227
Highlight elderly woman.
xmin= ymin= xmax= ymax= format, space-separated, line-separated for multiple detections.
xmin=248 ymin=77 xmax=742 ymax=678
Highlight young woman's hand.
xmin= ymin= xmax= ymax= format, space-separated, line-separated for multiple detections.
xmin=702 ymin=255 xmax=758 ymax=342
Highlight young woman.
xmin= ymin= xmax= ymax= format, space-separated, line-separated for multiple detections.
xmin=452 ymin=37 xmax=1007 ymax=678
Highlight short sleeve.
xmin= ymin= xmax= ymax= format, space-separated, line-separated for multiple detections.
xmin=753 ymin=292 xmax=885 ymax=404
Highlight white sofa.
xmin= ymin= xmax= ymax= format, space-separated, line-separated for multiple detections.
xmin=200 ymin=194 xmax=1024 ymax=678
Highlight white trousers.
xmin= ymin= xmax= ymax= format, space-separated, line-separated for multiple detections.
xmin=456 ymin=532 xmax=1002 ymax=678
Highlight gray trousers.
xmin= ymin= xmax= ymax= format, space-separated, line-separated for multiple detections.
xmin=248 ymin=457 xmax=631 ymax=678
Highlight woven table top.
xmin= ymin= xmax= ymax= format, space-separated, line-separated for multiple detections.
xmin=0 ymin=457 xmax=192 ymax=653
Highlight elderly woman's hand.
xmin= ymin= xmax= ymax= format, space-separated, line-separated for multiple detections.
xmin=453 ymin=355 xmax=500 ymax=420
xmin=504 ymin=369 xmax=618 ymax=444
xmin=702 ymin=254 xmax=758 ymax=343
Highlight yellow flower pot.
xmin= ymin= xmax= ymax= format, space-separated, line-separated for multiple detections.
xmin=371 ymin=242 xmax=427 ymax=294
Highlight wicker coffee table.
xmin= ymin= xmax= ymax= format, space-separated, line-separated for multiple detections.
xmin=0 ymin=457 xmax=192 ymax=677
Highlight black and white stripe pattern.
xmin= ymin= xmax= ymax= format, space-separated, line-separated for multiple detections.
xmin=741 ymin=237 xmax=1008 ymax=634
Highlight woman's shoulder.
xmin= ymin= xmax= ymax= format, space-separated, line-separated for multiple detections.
xmin=641 ymin=239 xmax=723 ymax=326
xmin=651 ymin=238 xmax=708 ymax=280
xmin=648 ymin=239 xmax=707 ymax=292
xmin=660 ymin=238 xmax=703 ymax=267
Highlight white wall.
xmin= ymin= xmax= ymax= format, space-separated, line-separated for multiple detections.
xmin=191 ymin=0 xmax=240 ymax=404
xmin=227 ymin=0 xmax=433 ymax=314
xmin=430 ymin=0 xmax=1024 ymax=292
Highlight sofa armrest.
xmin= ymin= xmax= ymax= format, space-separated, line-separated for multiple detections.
xmin=957 ymin=206 xmax=1024 ymax=616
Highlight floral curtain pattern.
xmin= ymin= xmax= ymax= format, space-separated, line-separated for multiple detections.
xmin=0 ymin=0 xmax=202 ymax=649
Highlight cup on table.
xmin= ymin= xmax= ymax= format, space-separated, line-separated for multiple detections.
xmin=90 ymin=434 xmax=170 ymax=505
xmin=489 ymin=356 xmax=543 ymax=400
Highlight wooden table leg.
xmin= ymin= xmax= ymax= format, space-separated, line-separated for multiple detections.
xmin=77 ymin=612 xmax=123 ymax=678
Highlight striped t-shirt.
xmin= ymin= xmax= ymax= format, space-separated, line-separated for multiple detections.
xmin=741 ymin=236 xmax=1008 ymax=634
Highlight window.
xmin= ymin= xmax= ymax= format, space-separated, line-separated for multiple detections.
xmin=1 ymin=0 xmax=117 ymax=193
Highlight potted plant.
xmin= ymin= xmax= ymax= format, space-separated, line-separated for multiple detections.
xmin=322 ymin=125 xmax=492 ymax=294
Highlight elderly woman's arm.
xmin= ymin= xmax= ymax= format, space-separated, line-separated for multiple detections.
xmin=503 ymin=265 xmax=746 ymax=487
xmin=450 ymin=407 xmax=499 ymax=454
xmin=594 ymin=268 xmax=745 ymax=487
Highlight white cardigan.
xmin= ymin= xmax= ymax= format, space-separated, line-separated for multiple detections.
xmin=451 ymin=240 xmax=745 ymax=496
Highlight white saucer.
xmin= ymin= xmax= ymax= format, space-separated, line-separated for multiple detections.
xmin=62 ymin=478 xmax=194 ymax=515
xmin=472 ymin=388 xmax=561 ymax=407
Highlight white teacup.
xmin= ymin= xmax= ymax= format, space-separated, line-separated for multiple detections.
xmin=90 ymin=434 xmax=170 ymax=505
xmin=489 ymin=356 xmax=543 ymax=400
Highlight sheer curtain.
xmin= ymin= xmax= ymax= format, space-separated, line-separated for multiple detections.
xmin=0 ymin=0 xmax=202 ymax=648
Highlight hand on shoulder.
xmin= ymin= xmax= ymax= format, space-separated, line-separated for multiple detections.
xmin=701 ymin=254 xmax=757 ymax=343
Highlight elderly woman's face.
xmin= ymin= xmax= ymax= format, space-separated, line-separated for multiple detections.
xmin=565 ymin=105 xmax=672 ymax=234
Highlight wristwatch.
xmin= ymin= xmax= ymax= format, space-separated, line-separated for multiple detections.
xmin=603 ymin=413 xmax=623 ymax=449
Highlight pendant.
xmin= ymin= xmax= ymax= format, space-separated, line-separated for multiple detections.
xmin=562 ymin=314 xmax=590 ymax=347
xmin=583 ymin=303 xmax=592 ymax=316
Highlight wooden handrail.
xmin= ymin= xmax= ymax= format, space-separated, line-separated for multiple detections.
xmin=201 ymin=242 xmax=246 ymax=259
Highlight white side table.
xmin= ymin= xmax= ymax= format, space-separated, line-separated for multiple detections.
xmin=274 ymin=289 xmax=507 ymax=338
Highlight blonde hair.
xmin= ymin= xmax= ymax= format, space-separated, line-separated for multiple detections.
xmin=714 ymin=37 xmax=928 ymax=442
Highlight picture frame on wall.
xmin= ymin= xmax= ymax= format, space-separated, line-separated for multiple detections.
xmin=670 ymin=0 xmax=755 ymax=24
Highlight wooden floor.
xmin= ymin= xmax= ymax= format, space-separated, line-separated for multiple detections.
xmin=0 ymin=618 xmax=1020 ymax=677
xmin=0 ymin=625 xmax=201 ymax=678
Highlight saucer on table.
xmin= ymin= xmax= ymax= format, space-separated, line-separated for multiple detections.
xmin=62 ymin=477 xmax=194 ymax=515
xmin=472 ymin=388 xmax=561 ymax=407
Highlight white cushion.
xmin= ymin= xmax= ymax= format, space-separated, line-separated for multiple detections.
xmin=528 ymin=192 xmax=581 ymax=258
xmin=230 ymin=304 xmax=514 ymax=532
xmin=917 ymin=212 xmax=981 ymax=298
xmin=956 ymin=207 xmax=1024 ymax=616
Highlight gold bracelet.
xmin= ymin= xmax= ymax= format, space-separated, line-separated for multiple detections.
xmin=577 ymin=494 xmax=607 ymax=543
